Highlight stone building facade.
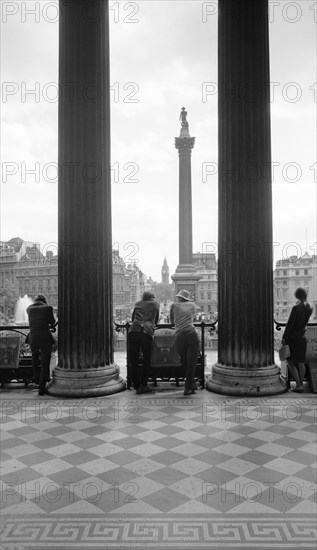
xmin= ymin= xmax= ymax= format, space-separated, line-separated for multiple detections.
xmin=274 ymin=252 xmax=317 ymax=321
xmin=14 ymin=252 xmax=58 ymax=311
xmin=193 ymin=252 xmax=218 ymax=318
xmin=0 ymin=238 xmax=58 ymax=317
xmin=113 ymin=256 xmax=145 ymax=320
xmin=0 ymin=238 xmax=35 ymax=289
xmin=0 ymin=238 xmax=147 ymax=321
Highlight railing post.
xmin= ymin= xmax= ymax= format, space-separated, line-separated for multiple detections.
xmin=125 ymin=322 xmax=131 ymax=389
xmin=201 ymin=322 xmax=205 ymax=387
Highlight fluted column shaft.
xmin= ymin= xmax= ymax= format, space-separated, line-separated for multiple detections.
xmin=49 ymin=0 xmax=125 ymax=396
xmin=218 ymin=0 xmax=272 ymax=366
xmin=207 ymin=0 xmax=286 ymax=395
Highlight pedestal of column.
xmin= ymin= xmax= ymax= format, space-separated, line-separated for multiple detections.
xmin=171 ymin=272 xmax=201 ymax=303
xmin=206 ymin=0 xmax=286 ymax=396
xmin=48 ymin=0 xmax=125 ymax=397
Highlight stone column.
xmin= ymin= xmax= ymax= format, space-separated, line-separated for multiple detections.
xmin=172 ymin=120 xmax=201 ymax=299
xmin=48 ymin=0 xmax=125 ymax=396
xmin=207 ymin=0 xmax=286 ymax=395
xmin=176 ymin=129 xmax=195 ymax=268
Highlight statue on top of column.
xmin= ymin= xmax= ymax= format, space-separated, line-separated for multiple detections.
xmin=179 ymin=107 xmax=189 ymax=128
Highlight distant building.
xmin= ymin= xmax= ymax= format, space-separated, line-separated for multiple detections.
xmin=161 ymin=257 xmax=169 ymax=284
xmin=142 ymin=259 xmax=173 ymax=304
xmin=274 ymin=253 xmax=317 ymax=320
xmin=126 ymin=263 xmax=145 ymax=308
xmin=193 ymin=252 xmax=218 ymax=316
xmin=0 ymin=238 xmax=149 ymax=321
xmin=14 ymin=251 xmax=58 ymax=311
xmin=0 ymin=238 xmax=58 ymax=315
xmin=112 ymin=250 xmax=131 ymax=320
xmin=0 ymin=237 xmax=37 ymax=288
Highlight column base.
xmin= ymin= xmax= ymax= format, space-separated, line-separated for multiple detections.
xmin=47 ymin=364 xmax=126 ymax=397
xmin=206 ymin=363 xmax=287 ymax=396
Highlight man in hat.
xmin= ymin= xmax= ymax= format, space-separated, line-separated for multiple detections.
xmin=27 ymin=294 xmax=57 ymax=395
xmin=170 ymin=289 xmax=199 ymax=395
xmin=128 ymin=291 xmax=160 ymax=394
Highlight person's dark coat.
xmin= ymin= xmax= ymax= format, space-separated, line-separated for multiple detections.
xmin=27 ymin=300 xmax=56 ymax=345
xmin=129 ymin=299 xmax=160 ymax=337
xmin=283 ymin=301 xmax=313 ymax=362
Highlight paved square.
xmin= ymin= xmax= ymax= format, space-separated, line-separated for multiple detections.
xmin=1 ymin=388 xmax=316 ymax=549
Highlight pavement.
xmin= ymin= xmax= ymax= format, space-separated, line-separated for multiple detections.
xmin=0 ymin=351 xmax=316 ymax=549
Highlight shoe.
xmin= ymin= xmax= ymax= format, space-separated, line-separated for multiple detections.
xmin=291 ymin=388 xmax=303 ymax=393
xmin=38 ymin=384 xmax=46 ymax=396
xmin=141 ymin=384 xmax=154 ymax=393
xmin=183 ymin=389 xmax=196 ymax=396
xmin=135 ymin=387 xmax=142 ymax=394
xmin=192 ymin=382 xmax=198 ymax=390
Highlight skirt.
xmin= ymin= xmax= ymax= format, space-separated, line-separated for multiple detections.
xmin=289 ymin=337 xmax=307 ymax=363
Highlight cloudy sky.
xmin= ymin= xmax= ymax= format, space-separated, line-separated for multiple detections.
xmin=1 ymin=0 xmax=316 ymax=281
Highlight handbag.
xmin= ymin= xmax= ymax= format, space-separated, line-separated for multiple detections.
xmin=50 ymin=331 xmax=58 ymax=352
xmin=279 ymin=344 xmax=290 ymax=361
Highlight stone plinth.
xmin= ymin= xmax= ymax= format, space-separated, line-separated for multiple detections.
xmin=171 ymin=271 xmax=201 ymax=303
xmin=48 ymin=0 xmax=125 ymax=397
xmin=207 ymin=0 xmax=286 ymax=396
xmin=208 ymin=365 xmax=285 ymax=396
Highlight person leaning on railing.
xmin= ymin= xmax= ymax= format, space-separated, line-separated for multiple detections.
xmin=128 ymin=291 xmax=160 ymax=394
xmin=282 ymin=287 xmax=313 ymax=393
xmin=170 ymin=290 xmax=200 ymax=396
xmin=26 ymin=294 xmax=57 ymax=395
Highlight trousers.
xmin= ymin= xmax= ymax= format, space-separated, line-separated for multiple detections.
xmin=29 ymin=331 xmax=53 ymax=386
xmin=176 ymin=328 xmax=200 ymax=390
xmin=128 ymin=331 xmax=152 ymax=389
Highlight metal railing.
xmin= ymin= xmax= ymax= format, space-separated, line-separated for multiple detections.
xmin=274 ymin=319 xmax=317 ymax=330
xmin=0 ymin=324 xmax=57 ymax=335
xmin=2 ymin=319 xmax=316 ymax=369
xmin=0 ymin=324 xmax=57 ymax=359
xmin=114 ymin=321 xmax=218 ymax=388
xmin=0 ymin=324 xmax=30 ymax=337
xmin=114 ymin=320 xmax=218 ymax=367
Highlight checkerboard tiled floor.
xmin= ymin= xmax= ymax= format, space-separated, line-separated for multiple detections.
xmin=0 ymin=356 xmax=316 ymax=549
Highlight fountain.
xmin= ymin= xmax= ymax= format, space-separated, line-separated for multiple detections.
xmin=14 ymin=295 xmax=33 ymax=324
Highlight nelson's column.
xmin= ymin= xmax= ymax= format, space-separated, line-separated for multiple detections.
xmin=171 ymin=108 xmax=201 ymax=299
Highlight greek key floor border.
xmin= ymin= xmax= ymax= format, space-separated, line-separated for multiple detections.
xmin=1 ymin=515 xmax=316 ymax=550
xmin=1 ymin=395 xmax=317 ymax=405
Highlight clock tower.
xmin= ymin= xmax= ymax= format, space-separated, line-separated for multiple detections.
xmin=161 ymin=257 xmax=169 ymax=285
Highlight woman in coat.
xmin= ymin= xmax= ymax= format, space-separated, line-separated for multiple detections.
xmin=282 ymin=287 xmax=313 ymax=392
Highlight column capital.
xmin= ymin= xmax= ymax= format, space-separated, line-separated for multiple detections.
xmin=175 ymin=137 xmax=195 ymax=155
